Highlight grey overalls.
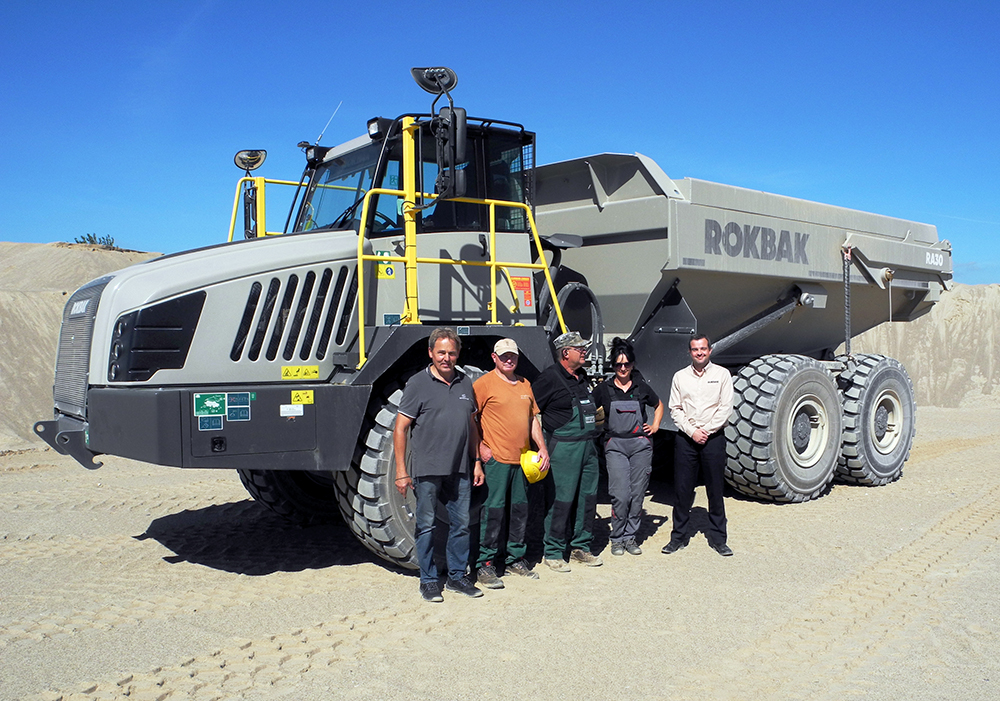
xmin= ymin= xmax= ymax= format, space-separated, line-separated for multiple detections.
xmin=604 ymin=397 xmax=653 ymax=544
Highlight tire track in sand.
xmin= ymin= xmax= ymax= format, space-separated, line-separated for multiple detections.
xmin=24 ymin=603 xmax=457 ymax=701
xmin=668 ymin=482 xmax=1000 ymax=700
xmin=4 ymin=480 xmax=244 ymax=516
xmin=1 ymin=526 xmax=374 ymax=646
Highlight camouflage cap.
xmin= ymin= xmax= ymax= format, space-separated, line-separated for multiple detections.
xmin=553 ymin=331 xmax=590 ymax=350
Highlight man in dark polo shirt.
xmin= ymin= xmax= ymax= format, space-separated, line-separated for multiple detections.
xmin=394 ymin=327 xmax=485 ymax=602
xmin=532 ymin=330 xmax=603 ymax=572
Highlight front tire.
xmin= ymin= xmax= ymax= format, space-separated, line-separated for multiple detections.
xmin=237 ymin=468 xmax=340 ymax=525
xmin=332 ymin=384 xmax=419 ymax=569
xmin=331 ymin=365 xmax=485 ymax=570
xmin=726 ymin=355 xmax=843 ymax=502
xmin=836 ymin=354 xmax=915 ymax=485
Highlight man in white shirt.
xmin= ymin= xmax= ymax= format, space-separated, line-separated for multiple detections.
xmin=664 ymin=335 xmax=735 ymax=556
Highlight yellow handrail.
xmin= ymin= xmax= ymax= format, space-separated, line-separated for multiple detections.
xmin=227 ymin=177 xmax=360 ymax=241
xmin=355 ymin=187 xmax=567 ymax=367
xmin=226 ymin=128 xmax=568 ymax=370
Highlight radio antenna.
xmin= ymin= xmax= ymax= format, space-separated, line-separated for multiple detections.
xmin=315 ymin=101 xmax=343 ymax=144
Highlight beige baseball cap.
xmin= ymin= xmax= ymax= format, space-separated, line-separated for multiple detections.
xmin=494 ymin=338 xmax=519 ymax=355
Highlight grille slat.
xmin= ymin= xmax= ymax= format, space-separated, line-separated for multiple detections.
xmin=283 ymin=271 xmax=315 ymax=361
xmin=300 ymin=268 xmax=333 ymax=360
xmin=231 ymin=264 xmax=357 ymax=364
xmin=265 ymin=275 xmax=299 ymax=361
xmin=248 ymin=278 xmax=281 ymax=361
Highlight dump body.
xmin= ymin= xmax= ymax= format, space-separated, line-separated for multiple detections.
xmin=535 ymin=153 xmax=951 ymax=358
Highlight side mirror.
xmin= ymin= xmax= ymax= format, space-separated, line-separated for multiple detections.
xmin=410 ymin=67 xmax=468 ymax=200
xmin=234 ymin=150 xmax=266 ymax=239
xmin=435 ymin=106 xmax=467 ymax=199
xmin=234 ymin=149 xmax=266 ymax=174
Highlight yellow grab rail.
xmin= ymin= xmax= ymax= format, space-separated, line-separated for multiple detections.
xmin=226 ymin=119 xmax=568 ymax=370
xmin=355 ymin=187 xmax=567 ymax=367
xmin=227 ymin=177 xmax=360 ymax=241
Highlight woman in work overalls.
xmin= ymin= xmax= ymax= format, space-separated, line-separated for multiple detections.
xmin=593 ymin=337 xmax=664 ymax=556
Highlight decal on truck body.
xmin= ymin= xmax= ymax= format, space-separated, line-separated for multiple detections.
xmin=704 ymin=219 xmax=810 ymax=264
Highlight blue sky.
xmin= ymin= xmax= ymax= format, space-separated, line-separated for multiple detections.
xmin=2 ymin=1 xmax=998 ymax=284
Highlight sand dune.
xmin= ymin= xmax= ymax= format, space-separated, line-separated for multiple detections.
xmin=0 ymin=242 xmax=158 ymax=448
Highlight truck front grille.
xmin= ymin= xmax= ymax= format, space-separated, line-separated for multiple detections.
xmin=54 ymin=276 xmax=112 ymax=418
xmin=230 ymin=265 xmax=357 ymax=363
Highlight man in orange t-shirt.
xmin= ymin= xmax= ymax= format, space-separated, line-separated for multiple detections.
xmin=473 ymin=338 xmax=550 ymax=589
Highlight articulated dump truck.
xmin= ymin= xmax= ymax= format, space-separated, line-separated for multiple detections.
xmin=35 ymin=68 xmax=952 ymax=569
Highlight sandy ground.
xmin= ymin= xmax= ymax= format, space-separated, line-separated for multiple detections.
xmin=2 ymin=406 xmax=998 ymax=701
xmin=2 ymin=241 xmax=998 ymax=698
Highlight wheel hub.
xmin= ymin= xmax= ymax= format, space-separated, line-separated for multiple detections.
xmin=792 ymin=411 xmax=812 ymax=452
xmin=870 ymin=388 xmax=904 ymax=455
xmin=784 ymin=393 xmax=830 ymax=469
xmin=873 ymin=405 xmax=889 ymax=440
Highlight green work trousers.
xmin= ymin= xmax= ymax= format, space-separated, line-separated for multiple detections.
xmin=543 ymin=435 xmax=599 ymax=560
xmin=477 ymin=457 xmax=530 ymax=568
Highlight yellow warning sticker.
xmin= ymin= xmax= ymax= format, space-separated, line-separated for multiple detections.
xmin=377 ymin=250 xmax=396 ymax=279
xmin=281 ymin=365 xmax=319 ymax=380
xmin=291 ymin=390 xmax=314 ymax=405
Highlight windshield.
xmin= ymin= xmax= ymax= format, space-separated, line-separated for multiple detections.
xmin=294 ymin=122 xmax=533 ymax=236
xmin=296 ymin=142 xmax=382 ymax=232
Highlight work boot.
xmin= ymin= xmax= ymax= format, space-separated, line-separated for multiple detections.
xmin=570 ymin=549 xmax=604 ymax=567
xmin=625 ymin=538 xmax=642 ymax=556
xmin=420 ymin=581 xmax=443 ymax=603
xmin=611 ymin=541 xmax=625 ymax=557
xmin=544 ymin=558 xmax=571 ymax=573
xmin=477 ymin=564 xmax=505 ymax=589
xmin=505 ymin=559 xmax=539 ymax=579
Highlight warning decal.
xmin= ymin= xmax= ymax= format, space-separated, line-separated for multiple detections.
xmin=511 ymin=276 xmax=533 ymax=308
xmin=281 ymin=366 xmax=319 ymax=380
xmin=377 ymin=250 xmax=396 ymax=279
xmin=291 ymin=390 xmax=314 ymax=405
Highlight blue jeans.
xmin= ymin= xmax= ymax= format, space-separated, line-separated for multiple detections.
xmin=413 ymin=473 xmax=472 ymax=584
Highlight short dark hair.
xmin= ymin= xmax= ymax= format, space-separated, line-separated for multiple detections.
xmin=428 ymin=327 xmax=461 ymax=352
xmin=689 ymin=334 xmax=711 ymax=349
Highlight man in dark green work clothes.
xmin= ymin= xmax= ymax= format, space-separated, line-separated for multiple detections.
xmin=531 ymin=331 xmax=604 ymax=572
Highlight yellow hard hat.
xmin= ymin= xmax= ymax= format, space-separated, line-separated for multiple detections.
xmin=520 ymin=450 xmax=547 ymax=483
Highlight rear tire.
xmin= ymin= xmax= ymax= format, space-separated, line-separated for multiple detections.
xmin=725 ymin=355 xmax=843 ymax=503
xmin=836 ymin=354 xmax=915 ymax=485
xmin=237 ymin=468 xmax=340 ymax=525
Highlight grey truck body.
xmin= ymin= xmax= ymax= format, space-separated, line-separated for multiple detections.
xmin=533 ymin=152 xmax=950 ymax=412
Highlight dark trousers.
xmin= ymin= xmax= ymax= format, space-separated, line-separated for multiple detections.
xmin=413 ymin=473 xmax=471 ymax=584
xmin=477 ymin=458 xmax=529 ymax=569
xmin=672 ymin=431 xmax=728 ymax=544
xmin=543 ymin=439 xmax=599 ymax=560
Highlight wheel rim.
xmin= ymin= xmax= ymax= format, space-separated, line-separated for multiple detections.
xmin=784 ymin=393 xmax=830 ymax=468
xmin=870 ymin=388 xmax=904 ymax=455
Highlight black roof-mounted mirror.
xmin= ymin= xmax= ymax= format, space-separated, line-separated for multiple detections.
xmin=411 ymin=67 xmax=458 ymax=95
